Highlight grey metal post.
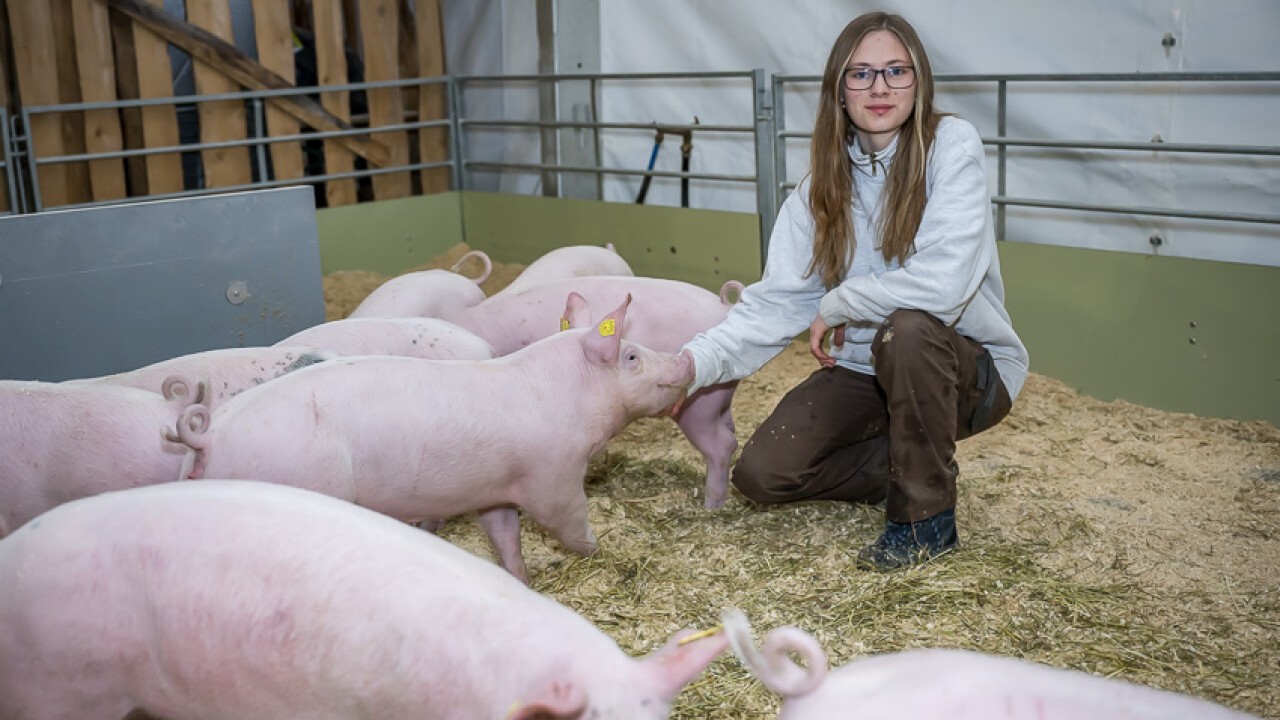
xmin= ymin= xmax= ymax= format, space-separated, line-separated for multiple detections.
xmin=997 ymin=80 xmax=1007 ymax=241
xmin=592 ymin=77 xmax=603 ymax=199
xmin=535 ymin=0 xmax=559 ymax=197
xmin=448 ymin=77 xmax=464 ymax=191
xmin=22 ymin=110 xmax=43 ymax=212
xmin=771 ymin=73 xmax=788 ymax=218
xmin=753 ymin=68 xmax=777 ymax=267
xmin=251 ymin=98 xmax=269 ymax=183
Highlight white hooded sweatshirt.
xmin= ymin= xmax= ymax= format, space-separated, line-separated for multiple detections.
xmin=683 ymin=115 xmax=1029 ymax=400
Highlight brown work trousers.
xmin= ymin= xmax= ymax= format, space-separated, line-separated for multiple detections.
xmin=731 ymin=309 xmax=1013 ymax=524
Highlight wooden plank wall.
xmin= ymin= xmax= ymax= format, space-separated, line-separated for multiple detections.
xmin=0 ymin=0 xmax=449 ymax=211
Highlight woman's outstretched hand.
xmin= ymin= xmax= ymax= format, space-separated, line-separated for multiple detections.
xmin=808 ymin=315 xmax=845 ymax=368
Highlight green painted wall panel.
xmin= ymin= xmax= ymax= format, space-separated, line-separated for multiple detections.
xmin=1000 ymin=242 xmax=1279 ymax=425
xmin=316 ymin=193 xmax=464 ymax=275
xmin=459 ymin=191 xmax=762 ymax=292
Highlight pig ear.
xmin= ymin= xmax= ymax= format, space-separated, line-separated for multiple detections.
xmin=640 ymin=626 xmax=730 ymax=703
xmin=581 ymin=294 xmax=631 ymax=365
xmin=560 ymin=291 xmax=592 ymax=331
xmin=508 ymin=679 xmax=588 ymax=720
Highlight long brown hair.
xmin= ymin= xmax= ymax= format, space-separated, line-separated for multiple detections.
xmin=807 ymin=13 xmax=943 ymax=289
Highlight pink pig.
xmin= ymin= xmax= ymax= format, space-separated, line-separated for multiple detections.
xmin=0 ymin=480 xmax=729 ymax=719
xmin=67 ymin=346 xmax=336 ymax=410
xmin=721 ymin=609 xmax=1257 ymax=719
xmin=175 ymin=296 xmax=692 ymax=582
xmin=449 ymin=275 xmax=744 ymax=508
xmin=347 ymin=265 xmax=487 ymax=319
xmin=494 ymin=243 xmax=635 ymax=297
xmin=276 ymin=317 xmax=495 ymax=360
xmin=0 ymin=376 xmax=200 ymax=537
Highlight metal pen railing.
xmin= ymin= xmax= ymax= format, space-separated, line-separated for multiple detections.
xmin=3 ymin=70 xmax=1277 ymax=264
xmin=455 ymin=69 xmax=776 ymax=255
xmin=773 ymin=71 xmax=1280 ymax=243
xmin=17 ymin=76 xmax=459 ymax=213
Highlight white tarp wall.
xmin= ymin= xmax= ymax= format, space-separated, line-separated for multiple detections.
xmin=443 ymin=0 xmax=1280 ymax=267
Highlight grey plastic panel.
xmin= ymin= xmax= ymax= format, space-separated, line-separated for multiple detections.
xmin=0 ymin=187 xmax=325 ymax=381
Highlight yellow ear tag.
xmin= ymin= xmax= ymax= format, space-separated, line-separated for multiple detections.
xmin=598 ymin=318 xmax=616 ymax=337
xmin=560 ymin=317 xmax=570 ymax=331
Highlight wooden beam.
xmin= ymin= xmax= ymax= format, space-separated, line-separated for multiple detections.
xmin=312 ymin=0 xmax=356 ymax=206
xmin=6 ymin=1 xmax=71 ymax=207
xmin=71 ymin=0 xmax=128 ymax=201
xmin=186 ymin=0 xmax=252 ymax=188
xmin=415 ymin=0 xmax=450 ymax=193
xmin=49 ymin=0 xmax=93 ymax=204
xmin=101 ymin=0 xmax=391 ymax=167
xmin=250 ymin=0 xmax=304 ymax=181
xmin=131 ymin=0 xmax=185 ymax=195
xmin=108 ymin=8 xmax=151 ymax=196
xmin=358 ymin=0 xmax=411 ymax=199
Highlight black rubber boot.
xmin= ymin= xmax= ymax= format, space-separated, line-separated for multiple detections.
xmin=856 ymin=508 xmax=959 ymax=571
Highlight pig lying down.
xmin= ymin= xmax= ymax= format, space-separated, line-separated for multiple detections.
xmin=276 ymin=316 xmax=495 ymax=360
xmin=492 ymin=242 xmax=635 ymax=297
xmin=347 ymin=264 xmax=487 ymax=319
xmin=66 ymin=345 xmax=335 ymax=409
xmin=0 ymin=481 xmax=728 ymax=719
xmin=721 ymin=609 xmax=1257 ymax=719
xmin=176 ymin=297 xmax=691 ymax=582
xmin=0 ymin=375 xmax=200 ymax=537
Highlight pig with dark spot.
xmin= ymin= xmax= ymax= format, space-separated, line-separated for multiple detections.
xmin=721 ymin=609 xmax=1258 ymax=719
xmin=0 ymin=375 xmax=200 ymax=537
xmin=276 ymin=316 xmax=495 ymax=360
xmin=175 ymin=297 xmax=691 ymax=582
xmin=0 ymin=480 xmax=728 ymax=719
xmin=67 ymin=346 xmax=336 ymax=410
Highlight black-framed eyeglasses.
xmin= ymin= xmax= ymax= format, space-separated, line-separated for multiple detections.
xmin=843 ymin=66 xmax=916 ymax=91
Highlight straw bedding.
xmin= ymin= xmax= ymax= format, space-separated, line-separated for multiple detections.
xmin=325 ymin=243 xmax=1279 ymax=718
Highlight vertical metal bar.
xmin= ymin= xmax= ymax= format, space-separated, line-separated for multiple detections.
xmin=535 ymin=0 xmax=559 ymax=197
xmin=251 ymin=98 xmax=270 ymax=183
xmin=752 ymin=68 xmax=777 ymax=267
xmin=997 ymin=80 xmax=1007 ymax=241
xmin=592 ymin=77 xmax=603 ymax=200
xmin=22 ymin=110 xmax=44 ymax=212
xmin=8 ymin=112 xmax=29 ymax=214
xmin=448 ymin=77 xmax=465 ymax=191
xmin=772 ymin=73 xmax=788 ymax=215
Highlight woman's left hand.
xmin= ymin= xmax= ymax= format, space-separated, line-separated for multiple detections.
xmin=808 ymin=315 xmax=845 ymax=368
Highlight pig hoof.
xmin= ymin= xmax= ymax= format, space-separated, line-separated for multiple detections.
xmin=704 ymin=494 xmax=727 ymax=510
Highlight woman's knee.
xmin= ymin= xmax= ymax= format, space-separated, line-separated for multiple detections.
xmin=873 ymin=309 xmax=946 ymax=358
xmin=730 ymin=448 xmax=798 ymax=505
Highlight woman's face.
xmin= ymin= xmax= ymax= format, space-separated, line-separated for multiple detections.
xmin=841 ymin=30 xmax=917 ymax=153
